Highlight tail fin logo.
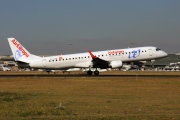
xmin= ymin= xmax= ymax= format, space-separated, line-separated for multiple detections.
xmin=11 ymin=39 xmax=29 ymax=59
xmin=15 ymin=50 xmax=22 ymax=60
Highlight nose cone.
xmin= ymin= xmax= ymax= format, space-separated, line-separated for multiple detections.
xmin=163 ymin=51 xmax=168 ymax=57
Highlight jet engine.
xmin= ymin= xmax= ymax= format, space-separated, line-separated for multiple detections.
xmin=109 ymin=60 xmax=123 ymax=68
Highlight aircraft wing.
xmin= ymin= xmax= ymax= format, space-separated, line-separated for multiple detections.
xmin=88 ymin=50 xmax=109 ymax=69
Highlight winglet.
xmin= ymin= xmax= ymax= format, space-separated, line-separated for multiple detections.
xmin=88 ymin=50 xmax=97 ymax=59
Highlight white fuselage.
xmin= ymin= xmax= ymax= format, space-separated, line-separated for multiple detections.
xmin=29 ymin=46 xmax=167 ymax=69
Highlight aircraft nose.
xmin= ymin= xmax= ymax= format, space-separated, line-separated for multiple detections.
xmin=163 ymin=51 xmax=168 ymax=57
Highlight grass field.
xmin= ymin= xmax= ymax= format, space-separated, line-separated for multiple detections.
xmin=0 ymin=71 xmax=180 ymax=119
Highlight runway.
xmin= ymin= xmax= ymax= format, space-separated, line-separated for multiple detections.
xmin=0 ymin=73 xmax=180 ymax=78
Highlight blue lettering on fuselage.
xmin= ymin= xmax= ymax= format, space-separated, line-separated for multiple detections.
xmin=128 ymin=49 xmax=141 ymax=59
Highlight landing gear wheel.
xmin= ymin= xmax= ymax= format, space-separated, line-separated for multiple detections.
xmin=94 ymin=70 xmax=99 ymax=75
xmin=87 ymin=70 xmax=93 ymax=75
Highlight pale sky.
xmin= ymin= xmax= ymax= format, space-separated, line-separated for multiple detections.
xmin=0 ymin=0 xmax=180 ymax=55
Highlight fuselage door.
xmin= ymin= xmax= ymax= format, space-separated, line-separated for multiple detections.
xmin=148 ymin=49 xmax=153 ymax=56
xmin=42 ymin=59 xmax=47 ymax=67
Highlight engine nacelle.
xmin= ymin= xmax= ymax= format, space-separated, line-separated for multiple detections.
xmin=109 ymin=60 xmax=123 ymax=68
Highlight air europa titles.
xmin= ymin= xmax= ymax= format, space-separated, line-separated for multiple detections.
xmin=108 ymin=50 xmax=124 ymax=54
xmin=11 ymin=39 xmax=29 ymax=57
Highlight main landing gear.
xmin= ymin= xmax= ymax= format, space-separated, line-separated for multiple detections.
xmin=87 ymin=69 xmax=99 ymax=75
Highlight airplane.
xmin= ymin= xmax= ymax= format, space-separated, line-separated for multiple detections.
xmin=7 ymin=38 xmax=168 ymax=75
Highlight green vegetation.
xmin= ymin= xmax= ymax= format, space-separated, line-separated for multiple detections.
xmin=0 ymin=72 xmax=180 ymax=119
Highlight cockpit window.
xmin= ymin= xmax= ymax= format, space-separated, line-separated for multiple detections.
xmin=156 ymin=48 xmax=161 ymax=51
